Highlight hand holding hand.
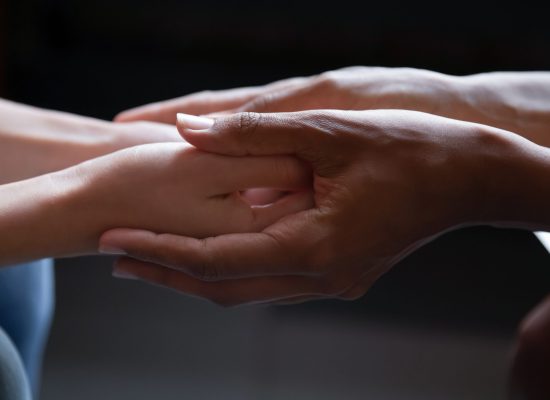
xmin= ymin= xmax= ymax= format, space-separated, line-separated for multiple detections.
xmin=100 ymin=110 xmax=525 ymax=306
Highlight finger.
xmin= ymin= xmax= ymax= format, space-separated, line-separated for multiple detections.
xmin=114 ymin=87 xmax=264 ymax=124
xmin=237 ymin=84 xmax=320 ymax=114
xmin=241 ymin=188 xmax=285 ymax=205
xmin=208 ymin=154 xmax=312 ymax=193
xmin=241 ymin=190 xmax=315 ymax=233
xmin=112 ymin=258 xmax=328 ymax=307
xmin=99 ymin=209 xmax=324 ymax=280
xmin=177 ymin=111 xmax=328 ymax=158
xmin=269 ymin=267 xmax=379 ymax=305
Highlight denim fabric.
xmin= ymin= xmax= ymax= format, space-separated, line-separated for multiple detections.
xmin=0 ymin=260 xmax=55 ymax=399
xmin=0 ymin=327 xmax=31 ymax=400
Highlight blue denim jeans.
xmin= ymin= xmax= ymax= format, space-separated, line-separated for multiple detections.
xmin=0 ymin=327 xmax=31 ymax=400
xmin=0 ymin=260 xmax=55 ymax=399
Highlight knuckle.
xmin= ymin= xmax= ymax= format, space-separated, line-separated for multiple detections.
xmin=237 ymin=112 xmax=262 ymax=137
xmin=224 ymin=112 xmax=263 ymax=152
xmin=195 ymin=260 xmax=219 ymax=282
xmin=315 ymin=71 xmax=340 ymax=89
xmin=185 ymin=238 xmax=220 ymax=281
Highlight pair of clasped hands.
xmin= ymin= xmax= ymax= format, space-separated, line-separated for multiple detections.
xmin=95 ymin=67 xmax=550 ymax=314
xmin=6 ymin=67 xmax=550 ymax=311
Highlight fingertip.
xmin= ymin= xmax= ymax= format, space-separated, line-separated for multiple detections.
xmin=250 ymin=190 xmax=314 ymax=231
xmin=176 ymin=114 xmax=223 ymax=151
xmin=176 ymin=113 xmax=215 ymax=131
xmin=99 ymin=228 xmax=152 ymax=252
xmin=113 ymin=111 xmax=135 ymax=123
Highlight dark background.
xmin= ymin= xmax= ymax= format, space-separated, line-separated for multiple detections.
xmin=2 ymin=0 xmax=550 ymax=399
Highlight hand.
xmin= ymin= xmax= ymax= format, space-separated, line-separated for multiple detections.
xmin=113 ymin=67 xmax=462 ymax=119
xmin=114 ymin=77 xmax=309 ymax=124
xmin=0 ymin=142 xmax=312 ymax=265
xmin=114 ymin=67 xmax=550 ymax=146
xmin=100 ymin=110 xmax=525 ymax=306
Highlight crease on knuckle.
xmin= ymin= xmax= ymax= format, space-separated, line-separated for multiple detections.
xmin=232 ymin=112 xmax=262 ymax=154
xmin=238 ymin=111 xmax=261 ymax=135
xmin=192 ymin=238 xmax=219 ymax=281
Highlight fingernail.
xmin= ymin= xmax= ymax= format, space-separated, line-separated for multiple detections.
xmin=98 ymin=245 xmax=127 ymax=255
xmin=177 ymin=113 xmax=214 ymax=130
xmin=112 ymin=268 xmax=136 ymax=279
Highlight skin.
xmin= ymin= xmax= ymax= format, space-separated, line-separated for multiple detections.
xmin=0 ymin=99 xmax=313 ymax=266
xmin=0 ymin=142 xmax=312 ymax=266
xmin=101 ymin=109 xmax=550 ymax=306
xmin=0 ymin=98 xmax=183 ymax=184
xmin=115 ymin=67 xmax=550 ymax=147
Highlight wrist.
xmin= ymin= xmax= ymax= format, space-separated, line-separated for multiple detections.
xmin=0 ymin=165 xmax=101 ymax=265
xmin=0 ymin=103 xmax=118 ymax=182
xmin=466 ymin=125 xmax=550 ymax=230
xmin=457 ymin=73 xmax=525 ymax=134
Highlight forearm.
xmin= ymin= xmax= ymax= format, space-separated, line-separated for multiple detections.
xmin=0 ymin=168 xmax=102 ymax=266
xmin=456 ymin=72 xmax=550 ymax=146
xmin=0 ymin=99 xmax=117 ymax=184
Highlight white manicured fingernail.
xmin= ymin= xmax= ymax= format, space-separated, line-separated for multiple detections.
xmin=177 ymin=113 xmax=214 ymax=130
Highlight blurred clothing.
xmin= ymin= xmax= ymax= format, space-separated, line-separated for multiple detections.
xmin=0 ymin=327 xmax=31 ymax=400
xmin=0 ymin=260 xmax=55 ymax=398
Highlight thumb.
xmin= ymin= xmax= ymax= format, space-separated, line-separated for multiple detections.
xmin=176 ymin=111 xmax=321 ymax=157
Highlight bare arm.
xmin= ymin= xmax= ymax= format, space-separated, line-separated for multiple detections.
xmin=0 ymin=98 xmax=180 ymax=184
xmin=457 ymin=72 xmax=550 ymax=146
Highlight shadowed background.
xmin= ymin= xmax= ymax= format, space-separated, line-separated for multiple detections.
xmin=1 ymin=0 xmax=550 ymax=399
